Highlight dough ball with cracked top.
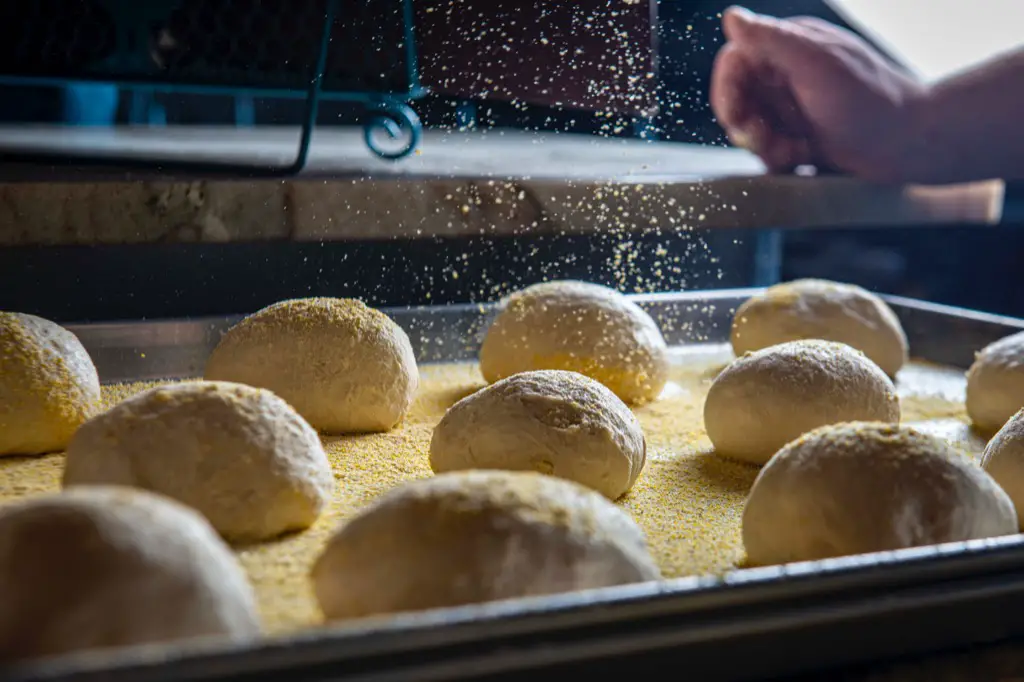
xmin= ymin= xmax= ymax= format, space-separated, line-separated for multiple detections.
xmin=63 ymin=381 xmax=334 ymax=542
xmin=744 ymin=422 xmax=1017 ymax=566
xmin=312 ymin=470 xmax=660 ymax=620
xmin=205 ymin=297 xmax=419 ymax=434
xmin=704 ymin=340 xmax=899 ymax=465
xmin=0 ymin=312 xmax=100 ymax=456
xmin=0 ymin=486 xmax=259 ymax=665
xmin=966 ymin=331 xmax=1024 ymax=433
xmin=731 ymin=279 xmax=908 ymax=377
xmin=430 ymin=370 xmax=645 ymax=499
xmin=479 ymin=281 xmax=669 ymax=404
xmin=981 ymin=408 xmax=1024 ymax=528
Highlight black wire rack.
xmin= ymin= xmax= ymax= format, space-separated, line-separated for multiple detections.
xmin=0 ymin=0 xmax=426 ymax=176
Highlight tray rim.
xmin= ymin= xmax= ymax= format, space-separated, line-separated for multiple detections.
xmin=63 ymin=287 xmax=1024 ymax=335
xmin=9 ymin=289 xmax=1024 ymax=682
xmin=59 ymin=287 xmax=1024 ymax=384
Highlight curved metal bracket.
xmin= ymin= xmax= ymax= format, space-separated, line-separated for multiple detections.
xmin=363 ymin=102 xmax=422 ymax=160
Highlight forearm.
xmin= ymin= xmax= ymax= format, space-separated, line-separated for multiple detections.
xmin=904 ymin=48 xmax=1024 ymax=185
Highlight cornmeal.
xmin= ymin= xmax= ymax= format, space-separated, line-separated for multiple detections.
xmin=0 ymin=348 xmax=977 ymax=635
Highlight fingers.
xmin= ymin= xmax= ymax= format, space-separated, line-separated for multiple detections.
xmin=759 ymin=133 xmax=815 ymax=174
xmin=790 ymin=15 xmax=872 ymax=48
xmin=726 ymin=109 xmax=816 ymax=174
xmin=710 ymin=43 xmax=754 ymax=134
xmin=792 ymin=14 xmax=905 ymax=75
xmin=715 ymin=7 xmax=827 ymax=172
xmin=711 ymin=37 xmax=816 ymax=172
xmin=721 ymin=6 xmax=762 ymax=42
xmin=721 ymin=6 xmax=822 ymax=71
xmin=710 ymin=44 xmax=774 ymax=151
xmin=711 ymin=43 xmax=797 ymax=131
xmin=788 ymin=15 xmax=846 ymax=37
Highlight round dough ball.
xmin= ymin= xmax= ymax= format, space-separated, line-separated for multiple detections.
xmin=731 ymin=279 xmax=908 ymax=377
xmin=704 ymin=340 xmax=899 ymax=465
xmin=743 ymin=422 xmax=1017 ymax=566
xmin=479 ymin=281 xmax=669 ymax=404
xmin=0 ymin=312 xmax=100 ymax=456
xmin=205 ymin=298 xmax=419 ymax=434
xmin=981 ymin=408 xmax=1024 ymax=529
xmin=966 ymin=331 xmax=1024 ymax=433
xmin=63 ymin=381 xmax=334 ymax=542
xmin=312 ymin=470 xmax=660 ymax=620
xmin=0 ymin=486 xmax=259 ymax=664
xmin=430 ymin=370 xmax=646 ymax=499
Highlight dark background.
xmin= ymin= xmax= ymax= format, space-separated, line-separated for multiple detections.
xmin=0 ymin=1 xmax=1022 ymax=322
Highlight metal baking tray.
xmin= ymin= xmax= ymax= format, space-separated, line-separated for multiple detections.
xmin=10 ymin=288 xmax=1024 ymax=682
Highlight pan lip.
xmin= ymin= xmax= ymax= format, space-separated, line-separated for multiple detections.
xmin=11 ymin=533 xmax=1024 ymax=682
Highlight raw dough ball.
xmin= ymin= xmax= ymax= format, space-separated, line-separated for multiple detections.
xmin=63 ymin=381 xmax=334 ymax=542
xmin=731 ymin=279 xmax=908 ymax=377
xmin=743 ymin=422 xmax=1017 ymax=566
xmin=0 ymin=486 xmax=259 ymax=664
xmin=981 ymin=408 xmax=1024 ymax=529
xmin=205 ymin=298 xmax=419 ymax=434
xmin=312 ymin=470 xmax=660 ymax=620
xmin=704 ymin=340 xmax=899 ymax=465
xmin=0 ymin=312 xmax=100 ymax=456
xmin=430 ymin=370 xmax=646 ymax=499
xmin=966 ymin=331 xmax=1024 ymax=433
xmin=479 ymin=281 xmax=669 ymax=404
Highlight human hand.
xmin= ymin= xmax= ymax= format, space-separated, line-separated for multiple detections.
xmin=710 ymin=6 xmax=927 ymax=183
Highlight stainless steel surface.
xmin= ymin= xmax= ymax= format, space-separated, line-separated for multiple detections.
xmin=0 ymin=127 xmax=766 ymax=182
xmin=13 ymin=289 xmax=1024 ymax=682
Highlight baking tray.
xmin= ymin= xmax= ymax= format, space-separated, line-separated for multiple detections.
xmin=10 ymin=288 xmax=1024 ymax=682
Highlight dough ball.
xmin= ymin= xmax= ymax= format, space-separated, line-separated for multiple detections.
xmin=966 ymin=331 xmax=1024 ymax=433
xmin=981 ymin=408 xmax=1024 ymax=529
xmin=63 ymin=381 xmax=334 ymax=542
xmin=0 ymin=312 xmax=100 ymax=456
xmin=479 ymin=281 xmax=669 ymax=404
xmin=731 ymin=279 xmax=908 ymax=377
xmin=312 ymin=470 xmax=660 ymax=620
xmin=430 ymin=370 xmax=645 ymax=499
xmin=205 ymin=298 xmax=419 ymax=434
xmin=0 ymin=486 xmax=259 ymax=664
xmin=743 ymin=422 xmax=1017 ymax=566
xmin=704 ymin=340 xmax=899 ymax=465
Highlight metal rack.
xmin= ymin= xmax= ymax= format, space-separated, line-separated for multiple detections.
xmin=0 ymin=0 xmax=426 ymax=174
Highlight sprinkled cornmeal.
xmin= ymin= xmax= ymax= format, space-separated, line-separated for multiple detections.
xmin=0 ymin=346 xmax=979 ymax=636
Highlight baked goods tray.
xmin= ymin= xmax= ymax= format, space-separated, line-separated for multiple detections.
xmin=12 ymin=288 xmax=1024 ymax=682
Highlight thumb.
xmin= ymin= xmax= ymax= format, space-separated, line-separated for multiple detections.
xmin=722 ymin=6 xmax=821 ymax=70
